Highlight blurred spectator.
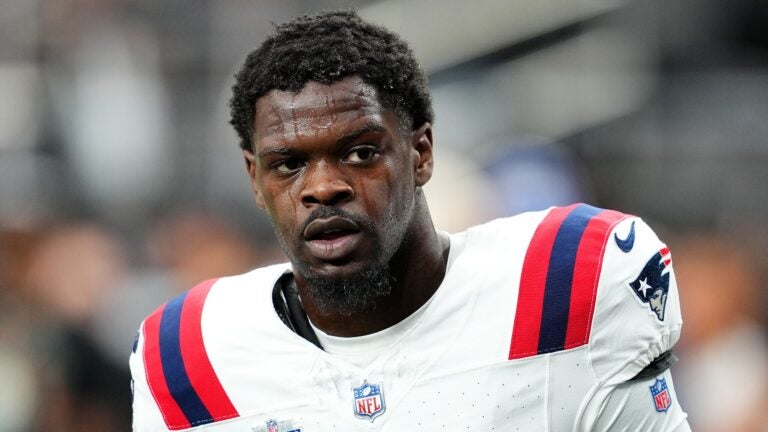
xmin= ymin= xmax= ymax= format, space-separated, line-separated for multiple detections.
xmin=673 ymin=230 xmax=768 ymax=432
xmin=17 ymin=222 xmax=132 ymax=432
xmin=146 ymin=210 xmax=278 ymax=292
xmin=22 ymin=223 xmax=126 ymax=325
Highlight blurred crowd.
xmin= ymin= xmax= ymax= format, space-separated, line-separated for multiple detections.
xmin=672 ymin=230 xmax=768 ymax=431
xmin=1 ymin=0 xmax=768 ymax=431
xmin=0 ymin=213 xmax=286 ymax=431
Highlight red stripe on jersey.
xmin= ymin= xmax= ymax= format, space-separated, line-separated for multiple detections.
xmin=143 ymin=304 xmax=191 ymax=429
xmin=661 ymin=246 xmax=672 ymax=266
xmin=509 ymin=204 xmax=578 ymax=359
xmin=179 ymin=279 xmax=239 ymax=422
xmin=564 ymin=210 xmax=630 ymax=348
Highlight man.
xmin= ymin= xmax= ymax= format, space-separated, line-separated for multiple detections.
xmin=131 ymin=11 xmax=690 ymax=431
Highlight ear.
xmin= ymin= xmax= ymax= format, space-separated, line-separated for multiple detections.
xmin=243 ymin=149 xmax=266 ymax=209
xmin=411 ymin=123 xmax=434 ymax=187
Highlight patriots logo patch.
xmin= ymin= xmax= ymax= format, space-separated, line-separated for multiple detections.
xmin=629 ymin=247 xmax=671 ymax=321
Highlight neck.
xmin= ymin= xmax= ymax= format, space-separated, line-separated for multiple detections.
xmin=297 ymin=202 xmax=450 ymax=337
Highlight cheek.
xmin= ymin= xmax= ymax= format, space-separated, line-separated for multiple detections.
xmin=268 ymin=184 xmax=306 ymax=237
xmin=357 ymin=169 xmax=395 ymax=213
xmin=387 ymin=157 xmax=416 ymax=203
xmin=361 ymin=169 xmax=413 ymax=224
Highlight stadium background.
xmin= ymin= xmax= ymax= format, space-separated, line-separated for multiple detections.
xmin=0 ymin=0 xmax=766 ymax=430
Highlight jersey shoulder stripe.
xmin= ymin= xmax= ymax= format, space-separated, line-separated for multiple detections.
xmin=142 ymin=278 xmax=239 ymax=430
xmin=509 ymin=203 xmax=630 ymax=359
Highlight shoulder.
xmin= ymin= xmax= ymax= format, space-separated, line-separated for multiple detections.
xmin=590 ymin=214 xmax=683 ymax=382
xmin=450 ymin=204 xmax=637 ymax=360
xmin=507 ymin=203 xmax=634 ymax=358
xmin=502 ymin=204 xmax=683 ymax=382
xmin=499 ymin=204 xmax=682 ymax=376
xmin=130 ymin=263 xmax=291 ymax=431
xmin=139 ymin=262 xmax=290 ymax=347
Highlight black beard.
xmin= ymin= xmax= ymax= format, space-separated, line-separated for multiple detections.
xmin=276 ymin=205 xmax=409 ymax=315
xmin=304 ymin=263 xmax=395 ymax=316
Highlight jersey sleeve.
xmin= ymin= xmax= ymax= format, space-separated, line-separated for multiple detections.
xmin=130 ymin=278 xmax=244 ymax=431
xmin=579 ymin=369 xmax=691 ymax=431
xmin=575 ymin=216 xmax=687 ymax=430
xmin=587 ymin=216 xmax=683 ymax=384
xmin=130 ymin=321 xmax=171 ymax=432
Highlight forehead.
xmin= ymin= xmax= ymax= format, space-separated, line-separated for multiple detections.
xmin=253 ymin=76 xmax=397 ymax=146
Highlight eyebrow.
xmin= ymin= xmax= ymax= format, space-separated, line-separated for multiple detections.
xmin=337 ymin=123 xmax=387 ymax=147
xmin=257 ymin=122 xmax=387 ymax=159
xmin=257 ymin=147 xmax=293 ymax=159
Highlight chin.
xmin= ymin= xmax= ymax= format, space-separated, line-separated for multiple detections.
xmin=302 ymin=260 xmax=394 ymax=316
xmin=306 ymin=259 xmax=370 ymax=279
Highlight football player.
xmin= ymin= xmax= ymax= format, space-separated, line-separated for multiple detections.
xmin=131 ymin=10 xmax=690 ymax=431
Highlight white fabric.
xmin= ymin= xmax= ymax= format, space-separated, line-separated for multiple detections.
xmin=311 ymin=296 xmax=432 ymax=370
xmin=579 ymin=369 xmax=690 ymax=432
xmin=131 ymin=206 xmax=689 ymax=431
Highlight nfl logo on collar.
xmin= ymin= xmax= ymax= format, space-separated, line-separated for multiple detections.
xmin=251 ymin=419 xmax=301 ymax=432
xmin=266 ymin=420 xmax=279 ymax=432
xmin=650 ymin=377 xmax=673 ymax=413
xmin=353 ymin=381 xmax=386 ymax=422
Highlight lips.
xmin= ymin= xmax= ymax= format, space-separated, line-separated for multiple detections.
xmin=303 ymin=216 xmax=363 ymax=261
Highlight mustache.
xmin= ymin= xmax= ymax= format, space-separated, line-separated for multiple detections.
xmin=300 ymin=206 xmax=375 ymax=235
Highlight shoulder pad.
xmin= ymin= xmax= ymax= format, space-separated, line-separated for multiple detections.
xmin=141 ymin=278 xmax=240 ymax=429
xmin=509 ymin=203 xmax=630 ymax=359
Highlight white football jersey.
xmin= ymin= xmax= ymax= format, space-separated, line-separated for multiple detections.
xmin=131 ymin=204 xmax=690 ymax=431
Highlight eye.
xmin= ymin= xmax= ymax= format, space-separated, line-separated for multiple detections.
xmin=272 ymin=158 xmax=305 ymax=174
xmin=345 ymin=146 xmax=379 ymax=164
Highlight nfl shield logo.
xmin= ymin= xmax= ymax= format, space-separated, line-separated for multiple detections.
xmin=265 ymin=420 xmax=279 ymax=432
xmin=649 ymin=378 xmax=672 ymax=412
xmin=352 ymin=380 xmax=386 ymax=422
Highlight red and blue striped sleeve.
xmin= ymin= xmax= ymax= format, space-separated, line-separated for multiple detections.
xmin=509 ymin=203 xmax=630 ymax=359
xmin=137 ymin=278 xmax=239 ymax=430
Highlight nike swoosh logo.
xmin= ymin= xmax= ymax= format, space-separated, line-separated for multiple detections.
xmin=614 ymin=220 xmax=636 ymax=252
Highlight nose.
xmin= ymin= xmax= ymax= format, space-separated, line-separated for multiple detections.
xmin=300 ymin=161 xmax=354 ymax=207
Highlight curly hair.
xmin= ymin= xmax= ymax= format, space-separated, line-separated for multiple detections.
xmin=229 ymin=10 xmax=434 ymax=151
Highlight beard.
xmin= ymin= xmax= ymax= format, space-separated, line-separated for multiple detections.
xmin=275 ymin=205 xmax=406 ymax=316
xmin=303 ymin=262 xmax=395 ymax=316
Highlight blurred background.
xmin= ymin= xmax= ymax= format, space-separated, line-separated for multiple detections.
xmin=1 ymin=0 xmax=766 ymax=430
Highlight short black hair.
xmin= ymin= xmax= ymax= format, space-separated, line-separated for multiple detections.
xmin=229 ymin=10 xmax=434 ymax=151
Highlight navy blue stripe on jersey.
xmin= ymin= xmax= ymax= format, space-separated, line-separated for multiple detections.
xmin=537 ymin=204 xmax=601 ymax=354
xmin=159 ymin=292 xmax=214 ymax=426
